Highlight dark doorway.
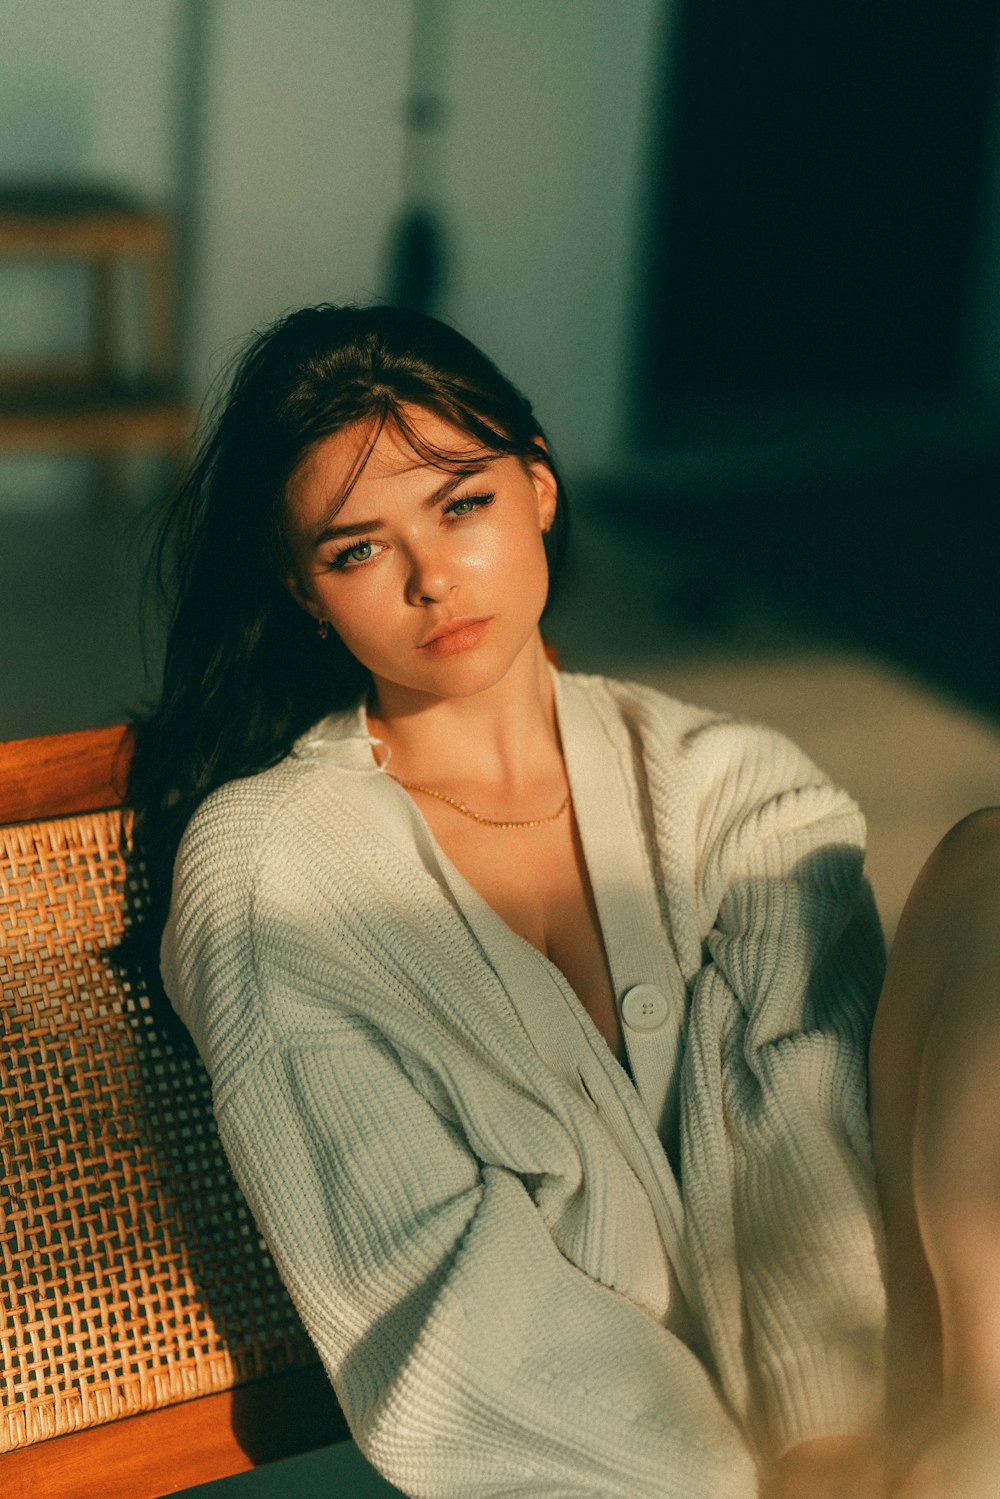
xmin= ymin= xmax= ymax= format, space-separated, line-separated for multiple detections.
xmin=640 ymin=1 xmax=1000 ymax=423
xmin=626 ymin=2 xmax=1000 ymax=715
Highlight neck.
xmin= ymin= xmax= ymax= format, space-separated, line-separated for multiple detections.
xmin=366 ymin=635 xmax=561 ymax=792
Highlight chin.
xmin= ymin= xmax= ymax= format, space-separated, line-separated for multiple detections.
xmin=422 ymin=657 xmax=517 ymax=698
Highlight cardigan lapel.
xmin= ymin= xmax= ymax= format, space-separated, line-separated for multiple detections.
xmin=298 ymin=683 xmax=695 ymax=1302
xmin=554 ymin=673 xmax=690 ymax=1148
xmin=427 ymin=858 xmax=697 ymax=1310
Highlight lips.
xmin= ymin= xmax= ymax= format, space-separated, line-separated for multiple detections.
xmin=418 ymin=617 xmax=492 ymax=658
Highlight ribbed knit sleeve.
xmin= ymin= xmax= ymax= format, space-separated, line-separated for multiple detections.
xmin=163 ymin=769 xmax=758 ymax=1499
xmin=652 ymin=715 xmax=887 ymax=1459
xmin=215 ymin=1038 xmax=755 ymax=1498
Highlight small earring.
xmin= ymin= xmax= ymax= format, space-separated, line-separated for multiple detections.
xmin=317 ymin=619 xmax=330 ymax=640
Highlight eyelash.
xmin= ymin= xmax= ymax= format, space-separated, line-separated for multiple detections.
xmin=327 ymin=492 xmax=496 ymax=570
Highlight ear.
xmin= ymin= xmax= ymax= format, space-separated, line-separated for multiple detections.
xmin=283 ymin=568 xmax=321 ymax=621
xmin=527 ymin=441 xmax=558 ymax=534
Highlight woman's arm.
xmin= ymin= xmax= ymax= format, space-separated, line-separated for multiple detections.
xmin=212 ymin=1014 xmax=755 ymax=1499
xmin=670 ymin=723 xmax=887 ymax=1467
xmin=767 ymin=1433 xmax=885 ymax=1498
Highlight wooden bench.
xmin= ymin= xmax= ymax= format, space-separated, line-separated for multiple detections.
xmin=0 ymin=725 xmax=349 ymax=1499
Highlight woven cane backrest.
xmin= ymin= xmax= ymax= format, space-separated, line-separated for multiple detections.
xmin=1 ymin=789 xmax=317 ymax=1453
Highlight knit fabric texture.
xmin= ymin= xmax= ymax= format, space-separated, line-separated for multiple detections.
xmin=162 ymin=670 xmax=887 ymax=1498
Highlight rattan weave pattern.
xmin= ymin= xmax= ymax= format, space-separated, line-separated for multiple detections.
xmin=1 ymin=810 xmax=316 ymax=1451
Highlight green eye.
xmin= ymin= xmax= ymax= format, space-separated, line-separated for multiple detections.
xmin=331 ymin=539 xmax=376 ymax=569
xmin=446 ymin=492 xmax=495 ymax=518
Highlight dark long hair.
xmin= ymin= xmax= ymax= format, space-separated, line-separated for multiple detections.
xmin=125 ymin=303 xmax=570 ymax=988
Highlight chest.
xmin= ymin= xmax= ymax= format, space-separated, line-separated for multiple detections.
xmin=419 ymin=807 xmax=625 ymax=1063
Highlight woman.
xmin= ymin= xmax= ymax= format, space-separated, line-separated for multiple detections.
xmin=130 ymin=304 xmax=999 ymax=1498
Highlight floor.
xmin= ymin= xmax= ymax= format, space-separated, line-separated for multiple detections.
xmin=3 ymin=492 xmax=999 ymax=1495
xmin=177 ymin=1441 xmax=403 ymax=1498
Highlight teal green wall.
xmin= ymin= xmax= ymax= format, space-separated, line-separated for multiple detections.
xmin=1 ymin=0 xmax=665 ymax=509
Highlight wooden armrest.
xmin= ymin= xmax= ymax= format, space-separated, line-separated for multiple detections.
xmin=2 ymin=1366 xmax=349 ymax=1499
xmin=0 ymin=724 xmax=132 ymax=821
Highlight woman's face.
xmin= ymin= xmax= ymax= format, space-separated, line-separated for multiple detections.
xmin=282 ymin=406 xmax=557 ymax=708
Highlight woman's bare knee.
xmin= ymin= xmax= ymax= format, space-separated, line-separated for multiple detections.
xmin=869 ymin=807 xmax=1000 ymax=1137
xmin=885 ymin=807 xmax=1000 ymax=970
xmin=922 ymin=808 xmax=1000 ymax=892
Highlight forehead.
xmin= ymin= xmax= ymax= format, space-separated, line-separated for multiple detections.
xmin=287 ymin=407 xmax=484 ymax=516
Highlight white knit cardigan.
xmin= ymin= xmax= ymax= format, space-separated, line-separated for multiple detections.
xmin=162 ymin=670 xmax=887 ymax=1498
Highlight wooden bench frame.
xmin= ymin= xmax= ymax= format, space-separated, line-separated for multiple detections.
xmin=1 ymin=725 xmax=347 ymax=1499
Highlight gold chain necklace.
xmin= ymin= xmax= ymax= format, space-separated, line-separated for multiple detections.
xmin=391 ymin=776 xmax=570 ymax=830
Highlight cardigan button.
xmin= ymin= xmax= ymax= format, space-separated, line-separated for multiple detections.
xmin=621 ymin=984 xmax=669 ymax=1033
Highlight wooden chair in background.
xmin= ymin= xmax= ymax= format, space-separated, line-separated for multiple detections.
xmin=0 ymin=725 xmax=348 ymax=1499
xmin=0 ymin=184 xmax=192 ymax=504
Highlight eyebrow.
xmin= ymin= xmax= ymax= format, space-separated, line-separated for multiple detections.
xmin=309 ymin=465 xmax=490 ymax=548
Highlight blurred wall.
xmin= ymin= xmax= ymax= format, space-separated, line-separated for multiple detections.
xmin=1 ymin=0 xmax=665 ymax=510
xmin=184 ymin=0 xmax=665 ymax=474
xmin=0 ymin=0 xmax=181 ymax=222
xmin=438 ymin=0 xmax=662 ymax=472
xmin=188 ymin=0 xmax=410 ymax=393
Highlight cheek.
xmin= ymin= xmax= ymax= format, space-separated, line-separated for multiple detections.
xmin=456 ymin=529 xmax=504 ymax=579
xmin=323 ymin=586 xmax=390 ymax=658
xmin=505 ymin=520 xmax=551 ymax=595
xmin=465 ymin=510 xmax=548 ymax=584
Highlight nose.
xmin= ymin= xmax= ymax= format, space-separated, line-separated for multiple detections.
xmin=404 ymin=543 xmax=456 ymax=606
